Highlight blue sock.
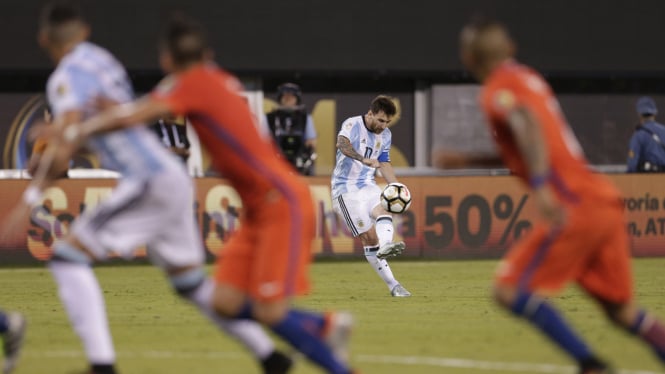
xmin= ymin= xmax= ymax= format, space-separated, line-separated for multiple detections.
xmin=271 ymin=310 xmax=349 ymax=374
xmin=512 ymin=292 xmax=594 ymax=362
xmin=288 ymin=309 xmax=326 ymax=335
xmin=0 ymin=311 xmax=7 ymax=333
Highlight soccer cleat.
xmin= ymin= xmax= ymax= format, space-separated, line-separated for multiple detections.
xmin=390 ymin=284 xmax=411 ymax=297
xmin=376 ymin=241 xmax=405 ymax=259
xmin=579 ymin=369 xmax=615 ymax=374
xmin=578 ymin=356 xmax=614 ymax=374
xmin=2 ymin=312 xmax=26 ymax=374
xmin=261 ymin=350 xmax=293 ymax=374
xmin=323 ymin=312 xmax=354 ymax=365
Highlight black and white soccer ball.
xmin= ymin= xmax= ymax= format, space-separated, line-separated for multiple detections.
xmin=380 ymin=182 xmax=412 ymax=214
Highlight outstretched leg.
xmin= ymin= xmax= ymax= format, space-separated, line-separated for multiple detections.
xmin=598 ymin=299 xmax=665 ymax=364
xmin=169 ymin=267 xmax=292 ymax=374
xmin=494 ymin=286 xmax=609 ymax=373
xmin=213 ymin=286 xmax=355 ymax=374
xmin=49 ymin=241 xmax=117 ymax=374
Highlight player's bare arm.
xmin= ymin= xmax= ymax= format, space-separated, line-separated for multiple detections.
xmin=336 ymin=135 xmax=380 ymax=167
xmin=33 ymin=97 xmax=171 ymax=148
xmin=378 ymin=162 xmax=398 ymax=184
xmin=79 ymin=97 xmax=172 ymax=139
xmin=506 ymin=106 xmax=564 ymax=225
xmin=31 ymin=110 xmax=83 ymax=189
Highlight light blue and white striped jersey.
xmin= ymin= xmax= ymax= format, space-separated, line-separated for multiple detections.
xmin=331 ymin=115 xmax=392 ymax=198
xmin=47 ymin=42 xmax=182 ymax=178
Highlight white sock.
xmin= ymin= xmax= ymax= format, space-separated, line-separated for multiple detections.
xmin=375 ymin=215 xmax=394 ymax=247
xmin=364 ymin=246 xmax=399 ymax=290
xmin=49 ymin=261 xmax=115 ymax=364
xmin=184 ymin=278 xmax=274 ymax=359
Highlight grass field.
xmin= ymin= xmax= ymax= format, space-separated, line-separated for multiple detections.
xmin=0 ymin=259 xmax=664 ymax=374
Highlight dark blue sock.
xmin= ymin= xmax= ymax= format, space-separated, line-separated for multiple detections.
xmin=271 ymin=310 xmax=349 ymax=374
xmin=0 ymin=311 xmax=8 ymax=333
xmin=234 ymin=302 xmax=254 ymax=320
xmin=512 ymin=292 xmax=593 ymax=362
xmin=288 ymin=309 xmax=326 ymax=335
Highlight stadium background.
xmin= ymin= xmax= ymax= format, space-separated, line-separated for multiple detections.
xmin=2 ymin=0 xmax=665 ymax=263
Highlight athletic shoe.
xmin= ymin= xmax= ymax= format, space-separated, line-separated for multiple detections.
xmin=2 ymin=312 xmax=26 ymax=374
xmin=390 ymin=284 xmax=411 ymax=297
xmin=261 ymin=350 xmax=293 ymax=374
xmin=578 ymin=356 xmax=614 ymax=374
xmin=376 ymin=241 xmax=405 ymax=259
xmin=324 ymin=312 xmax=354 ymax=365
xmin=579 ymin=369 xmax=615 ymax=374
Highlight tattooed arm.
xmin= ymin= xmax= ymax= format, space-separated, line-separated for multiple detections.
xmin=337 ymin=135 xmax=380 ymax=167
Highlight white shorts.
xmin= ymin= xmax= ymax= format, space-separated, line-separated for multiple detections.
xmin=72 ymin=169 xmax=204 ymax=268
xmin=332 ymin=184 xmax=382 ymax=237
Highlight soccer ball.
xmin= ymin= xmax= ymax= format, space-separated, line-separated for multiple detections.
xmin=380 ymin=182 xmax=412 ymax=214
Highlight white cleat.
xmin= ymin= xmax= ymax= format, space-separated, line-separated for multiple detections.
xmin=324 ymin=311 xmax=354 ymax=365
xmin=391 ymin=284 xmax=412 ymax=297
xmin=376 ymin=241 xmax=405 ymax=260
xmin=2 ymin=312 xmax=26 ymax=374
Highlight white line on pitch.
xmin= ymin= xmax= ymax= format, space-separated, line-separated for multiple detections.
xmin=356 ymin=354 xmax=663 ymax=374
xmin=23 ymin=350 xmax=664 ymax=374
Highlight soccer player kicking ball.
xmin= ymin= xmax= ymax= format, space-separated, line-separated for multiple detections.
xmin=442 ymin=18 xmax=665 ymax=374
xmin=331 ymin=96 xmax=411 ymax=298
xmin=34 ymin=13 xmax=358 ymax=374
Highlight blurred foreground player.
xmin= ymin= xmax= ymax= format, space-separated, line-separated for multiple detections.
xmin=448 ymin=18 xmax=665 ymax=373
xmin=35 ymin=13 xmax=357 ymax=374
xmin=29 ymin=2 xmax=293 ymax=373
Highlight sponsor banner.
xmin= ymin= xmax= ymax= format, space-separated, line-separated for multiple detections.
xmin=0 ymin=175 xmax=662 ymax=264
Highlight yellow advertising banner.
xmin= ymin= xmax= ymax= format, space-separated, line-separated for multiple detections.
xmin=0 ymin=174 xmax=662 ymax=263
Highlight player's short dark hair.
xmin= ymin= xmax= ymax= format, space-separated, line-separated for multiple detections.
xmin=370 ymin=95 xmax=397 ymax=117
xmin=162 ymin=13 xmax=209 ymax=67
xmin=39 ymin=0 xmax=84 ymax=30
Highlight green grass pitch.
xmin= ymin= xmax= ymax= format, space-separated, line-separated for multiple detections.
xmin=0 ymin=259 xmax=664 ymax=373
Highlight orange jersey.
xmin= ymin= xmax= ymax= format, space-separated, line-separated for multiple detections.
xmin=480 ymin=61 xmax=620 ymax=204
xmin=151 ymin=64 xmax=303 ymax=211
xmin=151 ymin=64 xmax=314 ymax=300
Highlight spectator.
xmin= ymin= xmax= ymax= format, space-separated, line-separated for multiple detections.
xmin=627 ymin=96 xmax=665 ymax=172
xmin=150 ymin=116 xmax=191 ymax=163
xmin=264 ymin=83 xmax=317 ymax=175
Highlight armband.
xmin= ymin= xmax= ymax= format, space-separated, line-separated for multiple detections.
xmin=528 ymin=172 xmax=550 ymax=189
xmin=22 ymin=186 xmax=42 ymax=206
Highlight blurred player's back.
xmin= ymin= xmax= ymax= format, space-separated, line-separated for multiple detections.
xmin=48 ymin=41 xmax=184 ymax=178
xmin=154 ymin=64 xmax=307 ymax=208
xmin=480 ymin=61 xmax=620 ymax=203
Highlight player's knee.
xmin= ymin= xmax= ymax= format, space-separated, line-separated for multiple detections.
xmin=253 ymin=301 xmax=289 ymax=326
xmin=168 ymin=268 xmax=206 ymax=296
xmin=50 ymin=240 xmax=92 ymax=265
xmin=210 ymin=285 xmax=246 ymax=318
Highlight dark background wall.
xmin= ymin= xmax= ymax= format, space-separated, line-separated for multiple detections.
xmin=2 ymin=0 xmax=665 ymax=91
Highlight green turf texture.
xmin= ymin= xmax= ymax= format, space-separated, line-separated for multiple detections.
xmin=0 ymin=259 xmax=664 ymax=373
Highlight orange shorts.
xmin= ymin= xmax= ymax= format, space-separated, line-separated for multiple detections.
xmin=495 ymin=199 xmax=633 ymax=303
xmin=214 ymin=189 xmax=315 ymax=302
